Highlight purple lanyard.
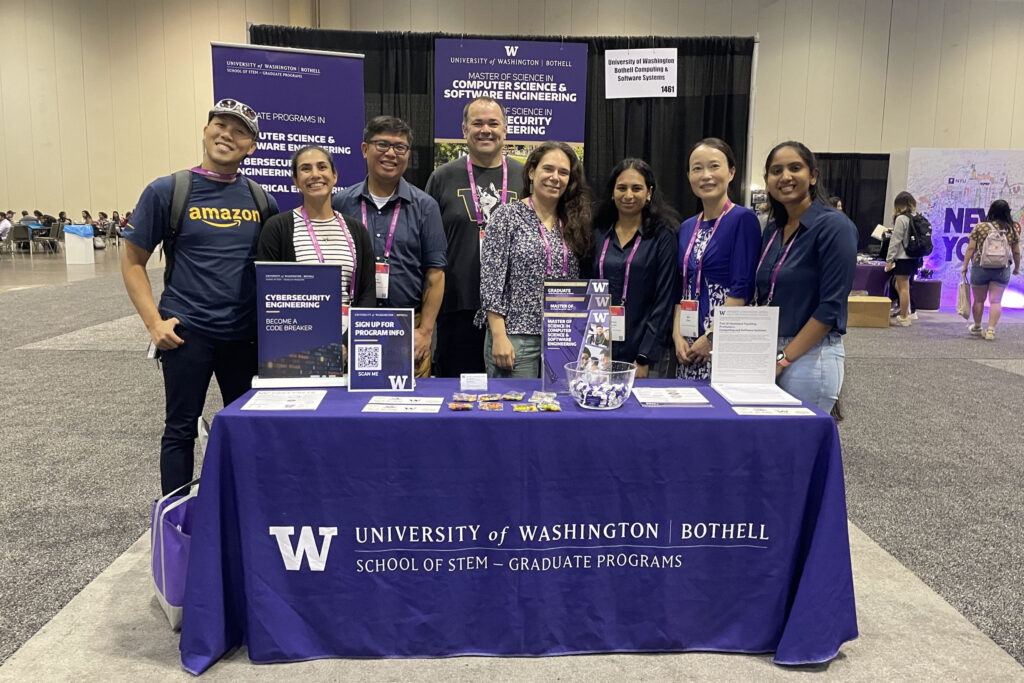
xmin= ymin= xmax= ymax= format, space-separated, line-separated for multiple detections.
xmin=299 ymin=207 xmax=357 ymax=298
xmin=361 ymin=199 xmax=402 ymax=261
xmin=190 ymin=166 xmax=237 ymax=181
xmin=757 ymin=226 xmax=801 ymax=304
xmin=599 ymin=231 xmax=642 ymax=303
xmin=528 ymin=197 xmax=568 ymax=277
xmin=682 ymin=200 xmax=733 ymax=300
xmin=467 ymin=156 xmax=508 ymax=227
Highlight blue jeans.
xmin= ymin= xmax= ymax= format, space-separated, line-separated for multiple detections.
xmin=483 ymin=329 xmax=541 ymax=378
xmin=159 ymin=325 xmax=256 ymax=494
xmin=777 ymin=332 xmax=845 ymax=413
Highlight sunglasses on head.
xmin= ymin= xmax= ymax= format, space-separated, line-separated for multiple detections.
xmin=214 ymin=98 xmax=258 ymax=124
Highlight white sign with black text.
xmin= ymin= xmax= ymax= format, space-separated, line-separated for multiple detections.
xmin=604 ymin=48 xmax=678 ymax=99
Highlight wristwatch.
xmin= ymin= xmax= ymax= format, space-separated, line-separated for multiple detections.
xmin=704 ymin=330 xmax=714 ymax=344
xmin=776 ymin=350 xmax=791 ymax=368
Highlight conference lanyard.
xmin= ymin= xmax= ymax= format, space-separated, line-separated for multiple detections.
xmin=360 ymin=199 xmax=402 ymax=261
xmin=757 ymin=225 xmax=802 ymax=305
xmin=466 ymin=155 xmax=508 ymax=227
xmin=681 ymin=200 xmax=733 ymax=300
xmin=190 ymin=166 xmax=237 ymax=182
xmin=299 ymin=207 xmax=357 ymax=299
xmin=528 ymin=197 xmax=568 ymax=277
xmin=599 ymin=231 xmax=642 ymax=304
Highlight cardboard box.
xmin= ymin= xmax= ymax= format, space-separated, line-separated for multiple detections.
xmin=847 ymin=295 xmax=890 ymax=328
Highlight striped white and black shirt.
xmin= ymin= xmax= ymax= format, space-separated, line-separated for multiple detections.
xmin=291 ymin=208 xmax=356 ymax=305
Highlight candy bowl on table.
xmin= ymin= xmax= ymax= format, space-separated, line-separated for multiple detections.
xmin=564 ymin=360 xmax=637 ymax=410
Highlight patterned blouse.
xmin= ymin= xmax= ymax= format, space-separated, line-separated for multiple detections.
xmin=476 ymin=200 xmax=581 ymax=335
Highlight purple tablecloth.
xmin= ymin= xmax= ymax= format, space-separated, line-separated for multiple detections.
xmin=853 ymin=261 xmax=890 ymax=296
xmin=180 ymin=379 xmax=858 ymax=674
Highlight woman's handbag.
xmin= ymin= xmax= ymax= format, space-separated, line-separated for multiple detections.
xmin=957 ymin=274 xmax=971 ymax=319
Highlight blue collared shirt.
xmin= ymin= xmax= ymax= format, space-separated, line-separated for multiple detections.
xmin=332 ymin=177 xmax=447 ymax=309
xmin=754 ymin=202 xmax=857 ymax=336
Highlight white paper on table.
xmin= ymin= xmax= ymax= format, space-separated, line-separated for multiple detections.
xmin=460 ymin=373 xmax=488 ymax=391
xmin=711 ymin=383 xmax=801 ymax=406
xmin=367 ymin=396 xmax=444 ymax=405
xmin=361 ymin=403 xmax=442 ymax=414
xmin=710 ymin=307 xmax=779 ymax=385
xmin=631 ymin=386 xmax=709 ymax=407
xmin=241 ymin=390 xmax=327 ymax=411
xmin=733 ymin=406 xmax=815 ymax=416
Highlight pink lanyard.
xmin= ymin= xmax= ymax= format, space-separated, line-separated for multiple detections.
xmin=681 ymin=200 xmax=733 ymax=299
xmin=528 ymin=197 xmax=568 ymax=277
xmin=299 ymin=207 xmax=357 ymax=299
xmin=467 ymin=156 xmax=508 ymax=226
xmin=190 ymin=166 xmax=237 ymax=181
xmin=599 ymin=231 xmax=642 ymax=304
xmin=360 ymin=199 xmax=402 ymax=261
xmin=757 ymin=226 xmax=801 ymax=305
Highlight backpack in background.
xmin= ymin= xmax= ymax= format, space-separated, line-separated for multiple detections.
xmin=904 ymin=212 xmax=933 ymax=258
xmin=979 ymin=223 xmax=1011 ymax=268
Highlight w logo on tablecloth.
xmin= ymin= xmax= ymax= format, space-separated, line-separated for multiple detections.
xmin=269 ymin=526 xmax=337 ymax=571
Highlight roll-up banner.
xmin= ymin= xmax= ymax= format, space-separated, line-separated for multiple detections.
xmin=433 ymin=38 xmax=588 ymax=167
xmin=211 ymin=43 xmax=365 ymax=212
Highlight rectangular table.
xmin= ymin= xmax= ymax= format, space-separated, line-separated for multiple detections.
xmin=180 ymin=379 xmax=857 ymax=674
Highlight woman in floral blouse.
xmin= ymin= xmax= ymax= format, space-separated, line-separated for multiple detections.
xmin=477 ymin=141 xmax=592 ymax=377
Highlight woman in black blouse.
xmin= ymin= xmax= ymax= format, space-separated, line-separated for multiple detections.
xmin=478 ymin=141 xmax=592 ymax=377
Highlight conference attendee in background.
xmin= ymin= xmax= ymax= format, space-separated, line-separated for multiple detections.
xmin=674 ymin=139 xmax=761 ymax=381
xmin=57 ymin=211 xmax=69 ymax=228
xmin=590 ymin=158 xmax=679 ymax=378
xmin=332 ymin=116 xmax=446 ymax=378
xmin=81 ymin=210 xmax=94 ymax=226
xmin=112 ymin=210 xmax=124 ymax=229
xmin=425 ymin=97 xmax=524 ymax=377
xmin=828 ymin=196 xmax=843 ymax=212
xmin=258 ymin=145 xmax=376 ymax=309
xmin=0 ymin=211 xmax=11 ymax=242
xmin=755 ymin=141 xmax=856 ymax=413
xmin=884 ymin=191 xmax=922 ymax=326
xmin=478 ymin=141 xmax=592 ymax=378
xmin=961 ymin=199 xmax=1021 ymax=340
xmin=96 ymin=211 xmax=112 ymax=237
xmin=121 ymin=97 xmax=277 ymax=495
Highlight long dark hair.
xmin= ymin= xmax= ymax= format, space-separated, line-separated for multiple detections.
xmin=988 ymin=199 xmax=1014 ymax=233
xmin=523 ymin=141 xmax=593 ymax=257
xmin=763 ymin=141 xmax=827 ymax=227
xmin=893 ymin=191 xmax=917 ymax=220
xmin=594 ymin=158 xmax=680 ymax=239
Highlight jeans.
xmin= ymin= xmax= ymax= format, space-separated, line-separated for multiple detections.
xmin=483 ymin=329 xmax=541 ymax=378
xmin=159 ymin=325 xmax=256 ymax=495
xmin=777 ymin=332 xmax=845 ymax=414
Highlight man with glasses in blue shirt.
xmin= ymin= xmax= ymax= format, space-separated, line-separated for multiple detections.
xmin=333 ymin=116 xmax=447 ymax=377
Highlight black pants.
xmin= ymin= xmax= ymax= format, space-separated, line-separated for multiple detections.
xmin=159 ymin=326 xmax=256 ymax=495
xmin=434 ymin=310 xmax=486 ymax=377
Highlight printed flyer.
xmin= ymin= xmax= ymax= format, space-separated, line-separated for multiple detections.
xmin=542 ymin=279 xmax=610 ymax=393
xmin=255 ymin=262 xmax=344 ymax=385
xmin=348 ymin=308 xmax=415 ymax=392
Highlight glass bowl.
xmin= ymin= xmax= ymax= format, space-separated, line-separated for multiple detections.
xmin=564 ymin=360 xmax=637 ymax=410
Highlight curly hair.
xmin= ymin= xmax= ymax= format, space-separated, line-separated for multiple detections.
xmin=522 ymin=141 xmax=593 ymax=258
xmin=594 ymin=158 xmax=680 ymax=238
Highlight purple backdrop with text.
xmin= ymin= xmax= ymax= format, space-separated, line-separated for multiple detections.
xmin=434 ymin=38 xmax=587 ymax=144
xmin=212 ymin=43 xmax=365 ymax=212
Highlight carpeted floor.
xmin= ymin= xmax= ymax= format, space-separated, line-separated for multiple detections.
xmin=0 ymin=269 xmax=1021 ymax=668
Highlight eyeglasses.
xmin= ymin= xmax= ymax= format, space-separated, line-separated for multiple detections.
xmin=369 ymin=139 xmax=411 ymax=156
xmin=214 ymin=98 xmax=258 ymax=125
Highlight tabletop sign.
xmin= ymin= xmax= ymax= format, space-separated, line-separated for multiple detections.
xmin=542 ymin=279 xmax=610 ymax=393
xmin=604 ymin=48 xmax=678 ymax=99
xmin=255 ymin=262 xmax=345 ymax=388
xmin=348 ymin=308 xmax=415 ymax=392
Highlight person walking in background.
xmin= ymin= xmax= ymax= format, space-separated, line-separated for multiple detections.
xmin=884 ymin=191 xmax=921 ymax=326
xmin=962 ymin=199 xmax=1021 ymax=340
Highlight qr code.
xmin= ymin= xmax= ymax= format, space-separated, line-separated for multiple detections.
xmin=354 ymin=344 xmax=382 ymax=371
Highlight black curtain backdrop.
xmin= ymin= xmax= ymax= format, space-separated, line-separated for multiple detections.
xmin=249 ymin=26 xmax=754 ymax=220
xmin=817 ymin=153 xmax=890 ymax=250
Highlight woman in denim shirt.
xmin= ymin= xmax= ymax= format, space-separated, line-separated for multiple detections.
xmin=755 ymin=141 xmax=857 ymax=413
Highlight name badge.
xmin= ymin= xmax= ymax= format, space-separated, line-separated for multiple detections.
xmin=375 ymin=262 xmax=390 ymax=300
xmin=342 ymin=304 xmax=350 ymax=336
xmin=609 ymin=305 xmax=626 ymax=342
xmin=677 ymin=300 xmax=699 ymax=338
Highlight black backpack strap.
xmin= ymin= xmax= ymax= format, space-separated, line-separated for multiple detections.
xmin=166 ymin=170 xmax=192 ymax=285
xmin=245 ymin=178 xmax=271 ymax=227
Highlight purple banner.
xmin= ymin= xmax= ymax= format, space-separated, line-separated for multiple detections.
xmin=434 ymin=38 xmax=587 ymax=145
xmin=212 ymin=43 xmax=365 ymax=213
xmin=256 ymin=263 xmax=344 ymax=379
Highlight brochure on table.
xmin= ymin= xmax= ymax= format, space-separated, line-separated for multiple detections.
xmin=542 ymin=279 xmax=610 ymax=393
xmin=348 ymin=308 xmax=415 ymax=392
xmin=631 ymin=386 xmax=710 ymax=407
xmin=709 ymin=307 xmax=801 ymax=406
xmin=254 ymin=262 xmax=346 ymax=388
xmin=241 ymin=390 xmax=327 ymax=411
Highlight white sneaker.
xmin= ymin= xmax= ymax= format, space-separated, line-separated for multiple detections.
xmin=894 ymin=316 xmax=912 ymax=327
xmin=909 ymin=312 xmax=918 ymax=320
xmin=968 ymin=324 xmax=982 ymax=337
xmin=985 ymin=328 xmax=995 ymax=341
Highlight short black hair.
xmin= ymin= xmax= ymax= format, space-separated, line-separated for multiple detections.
xmin=363 ymin=116 xmax=413 ymax=145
